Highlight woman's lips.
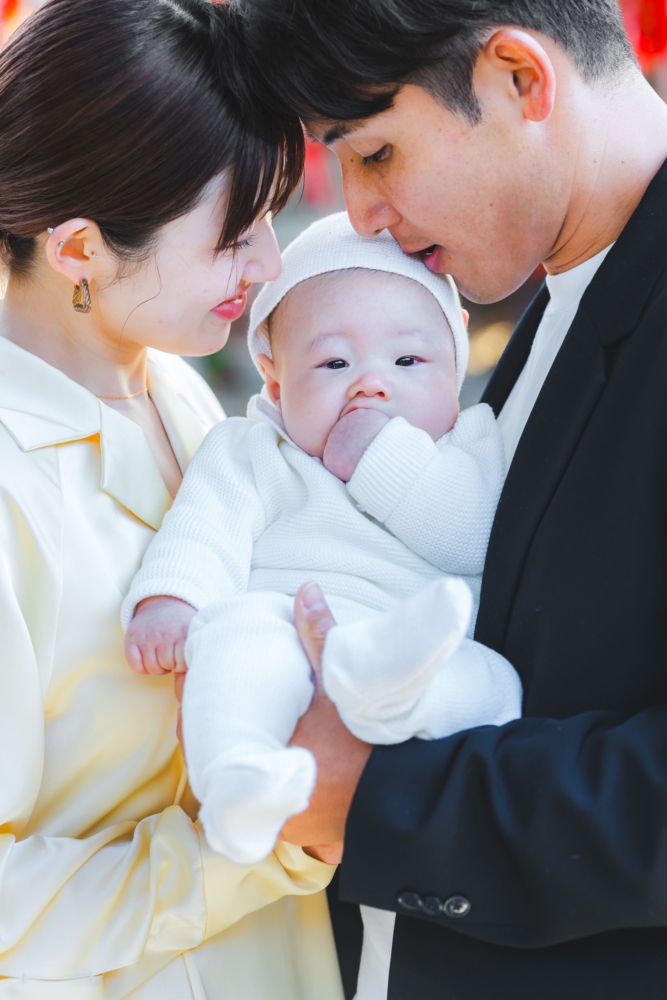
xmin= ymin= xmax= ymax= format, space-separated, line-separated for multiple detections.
xmin=211 ymin=290 xmax=248 ymax=322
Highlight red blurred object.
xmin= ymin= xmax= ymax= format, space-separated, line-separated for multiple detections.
xmin=639 ymin=0 xmax=667 ymax=54
xmin=0 ymin=0 xmax=19 ymax=25
xmin=303 ymin=137 xmax=336 ymax=206
xmin=621 ymin=0 xmax=667 ymax=69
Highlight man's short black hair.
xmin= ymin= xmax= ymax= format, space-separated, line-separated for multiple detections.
xmin=233 ymin=0 xmax=636 ymax=127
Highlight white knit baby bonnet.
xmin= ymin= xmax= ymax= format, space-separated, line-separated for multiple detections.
xmin=248 ymin=211 xmax=469 ymax=394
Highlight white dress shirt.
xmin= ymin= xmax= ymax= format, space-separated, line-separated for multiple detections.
xmin=497 ymin=244 xmax=614 ymax=466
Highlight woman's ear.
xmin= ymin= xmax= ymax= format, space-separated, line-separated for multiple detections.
xmin=44 ymin=218 xmax=106 ymax=287
xmin=257 ymin=353 xmax=281 ymax=408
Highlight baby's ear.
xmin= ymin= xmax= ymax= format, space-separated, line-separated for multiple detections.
xmin=257 ymin=353 xmax=281 ymax=408
xmin=462 ymin=309 xmax=470 ymax=329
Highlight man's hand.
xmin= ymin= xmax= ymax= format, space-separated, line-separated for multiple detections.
xmin=125 ymin=595 xmax=197 ymax=675
xmin=280 ymin=583 xmax=373 ymax=857
xmin=323 ymin=408 xmax=390 ymax=482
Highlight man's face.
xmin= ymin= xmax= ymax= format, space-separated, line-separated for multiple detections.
xmin=311 ymin=82 xmax=570 ymax=304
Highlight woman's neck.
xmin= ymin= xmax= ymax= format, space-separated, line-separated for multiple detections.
xmin=0 ymin=267 xmax=148 ymax=398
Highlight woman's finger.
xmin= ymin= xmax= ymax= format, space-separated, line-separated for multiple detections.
xmin=294 ymin=582 xmax=336 ymax=688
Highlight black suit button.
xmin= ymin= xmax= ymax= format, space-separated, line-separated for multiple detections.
xmin=397 ymin=891 xmax=422 ymax=913
xmin=444 ymin=895 xmax=471 ymax=919
xmin=421 ymin=895 xmax=445 ymax=917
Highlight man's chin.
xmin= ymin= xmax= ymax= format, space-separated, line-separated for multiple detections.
xmin=422 ymin=245 xmax=539 ymax=303
xmin=456 ymin=270 xmax=542 ymax=305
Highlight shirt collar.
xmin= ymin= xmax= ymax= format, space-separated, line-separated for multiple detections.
xmin=0 ymin=338 xmax=207 ymax=530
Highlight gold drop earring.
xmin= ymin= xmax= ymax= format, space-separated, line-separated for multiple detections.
xmin=72 ymin=278 xmax=92 ymax=314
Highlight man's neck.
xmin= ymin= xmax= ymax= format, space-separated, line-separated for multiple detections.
xmin=545 ymin=72 xmax=667 ymax=275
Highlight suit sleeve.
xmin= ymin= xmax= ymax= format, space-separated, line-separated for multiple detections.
xmin=339 ymin=706 xmax=667 ymax=948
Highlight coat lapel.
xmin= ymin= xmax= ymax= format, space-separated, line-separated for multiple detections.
xmin=476 ymin=156 xmax=667 ymax=654
xmin=482 ymin=284 xmax=549 ymax=417
xmin=476 ymin=309 xmax=607 ymax=651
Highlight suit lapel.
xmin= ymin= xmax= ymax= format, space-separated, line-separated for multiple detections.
xmin=476 ymin=156 xmax=667 ymax=655
xmin=476 ymin=309 xmax=607 ymax=651
xmin=482 ymin=284 xmax=549 ymax=417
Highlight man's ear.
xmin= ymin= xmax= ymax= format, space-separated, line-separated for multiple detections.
xmin=257 ymin=353 xmax=281 ymax=408
xmin=478 ymin=28 xmax=556 ymax=124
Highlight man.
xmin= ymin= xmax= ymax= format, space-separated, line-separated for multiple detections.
xmin=233 ymin=1 xmax=667 ymax=996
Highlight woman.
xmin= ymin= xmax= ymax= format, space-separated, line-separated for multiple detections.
xmin=0 ymin=1 xmax=343 ymax=997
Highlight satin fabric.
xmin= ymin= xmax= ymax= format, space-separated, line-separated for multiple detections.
xmin=0 ymin=338 xmax=342 ymax=1000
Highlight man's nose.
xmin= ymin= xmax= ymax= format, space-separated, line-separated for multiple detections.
xmin=340 ymin=162 xmax=401 ymax=238
xmin=347 ymin=373 xmax=391 ymax=400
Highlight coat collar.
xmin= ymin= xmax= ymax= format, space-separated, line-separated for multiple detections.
xmin=476 ymin=156 xmax=667 ymax=653
xmin=0 ymin=339 xmax=209 ymax=530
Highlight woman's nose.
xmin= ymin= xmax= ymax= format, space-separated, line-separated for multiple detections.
xmin=243 ymin=215 xmax=282 ymax=284
xmin=347 ymin=373 xmax=392 ymax=400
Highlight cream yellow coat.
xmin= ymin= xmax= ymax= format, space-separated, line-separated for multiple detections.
xmin=0 ymin=338 xmax=343 ymax=1000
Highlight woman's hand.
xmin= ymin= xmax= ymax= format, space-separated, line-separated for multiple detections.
xmin=125 ymin=595 xmax=196 ymax=675
xmin=281 ymin=583 xmax=373 ymax=854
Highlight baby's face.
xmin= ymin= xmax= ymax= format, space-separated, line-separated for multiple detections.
xmin=260 ymin=270 xmax=459 ymax=459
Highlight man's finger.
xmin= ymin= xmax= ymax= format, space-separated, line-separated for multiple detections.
xmin=294 ymin=582 xmax=336 ymax=683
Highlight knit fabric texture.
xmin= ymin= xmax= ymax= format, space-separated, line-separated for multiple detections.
xmin=122 ymin=398 xmax=522 ymax=866
xmin=248 ymin=212 xmax=470 ymax=393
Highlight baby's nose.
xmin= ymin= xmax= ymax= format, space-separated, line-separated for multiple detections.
xmin=347 ymin=373 xmax=391 ymax=399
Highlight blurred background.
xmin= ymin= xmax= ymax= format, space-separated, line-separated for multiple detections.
xmin=2 ymin=0 xmax=665 ymax=414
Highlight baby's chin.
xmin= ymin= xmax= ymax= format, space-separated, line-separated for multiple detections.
xmin=280 ymin=416 xmax=328 ymax=460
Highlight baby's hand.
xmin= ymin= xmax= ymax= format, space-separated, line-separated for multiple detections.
xmin=125 ymin=596 xmax=196 ymax=676
xmin=323 ymin=409 xmax=390 ymax=482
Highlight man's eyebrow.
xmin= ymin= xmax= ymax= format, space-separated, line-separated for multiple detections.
xmin=304 ymin=122 xmax=359 ymax=146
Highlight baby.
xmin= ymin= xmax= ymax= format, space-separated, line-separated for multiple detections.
xmin=122 ymin=213 xmax=522 ymax=1000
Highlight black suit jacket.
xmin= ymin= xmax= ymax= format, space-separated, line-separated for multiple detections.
xmin=335 ymin=160 xmax=667 ymax=999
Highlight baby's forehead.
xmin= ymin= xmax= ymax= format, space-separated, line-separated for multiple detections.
xmin=272 ymin=267 xmax=450 ymax=327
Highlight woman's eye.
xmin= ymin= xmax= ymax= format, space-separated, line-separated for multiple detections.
xmin=361 ymin=144 xmax=391 ymax=167
xmin=230 ymin=233 xmax=257 ymax=251
xmin=396 ymin=356 xmax=417 ymax=367
xmin=325 ymin=359 xmax=348 ymax=370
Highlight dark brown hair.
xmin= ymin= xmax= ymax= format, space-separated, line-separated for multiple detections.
xmin=0 ymin=0 xmax=304 ymax=275
xmin=234 ymin=0 xmax=635 ymax=127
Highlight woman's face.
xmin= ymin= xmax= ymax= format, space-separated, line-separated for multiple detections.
xmin=89 ymin=176 xmax=282 ymax=357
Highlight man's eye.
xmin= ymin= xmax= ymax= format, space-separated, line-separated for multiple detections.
xmin=396 ymin=356 xmax=417 ymax=367
xmin=325 ymin=359 xmax=348 ymax=370
xmin=361 ymin=144 xmax=391 ymax=167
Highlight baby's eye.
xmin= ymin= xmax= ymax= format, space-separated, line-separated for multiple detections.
xmin=396 ymin=356 xmax=418 ymax=367
xmin=324 ymin=359 xmax=349 ymax=370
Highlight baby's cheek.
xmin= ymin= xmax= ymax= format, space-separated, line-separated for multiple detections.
xmin=407 ymin=375 xmax=459 ymax=440
xmin=280 ymin=391 xmax=338 ymax=459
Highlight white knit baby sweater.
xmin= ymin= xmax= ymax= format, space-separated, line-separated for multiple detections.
xmin=123 ymin=393 xmax=521 ymax=860
xmin=124 ymin=393 xmax=503 ymax=623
